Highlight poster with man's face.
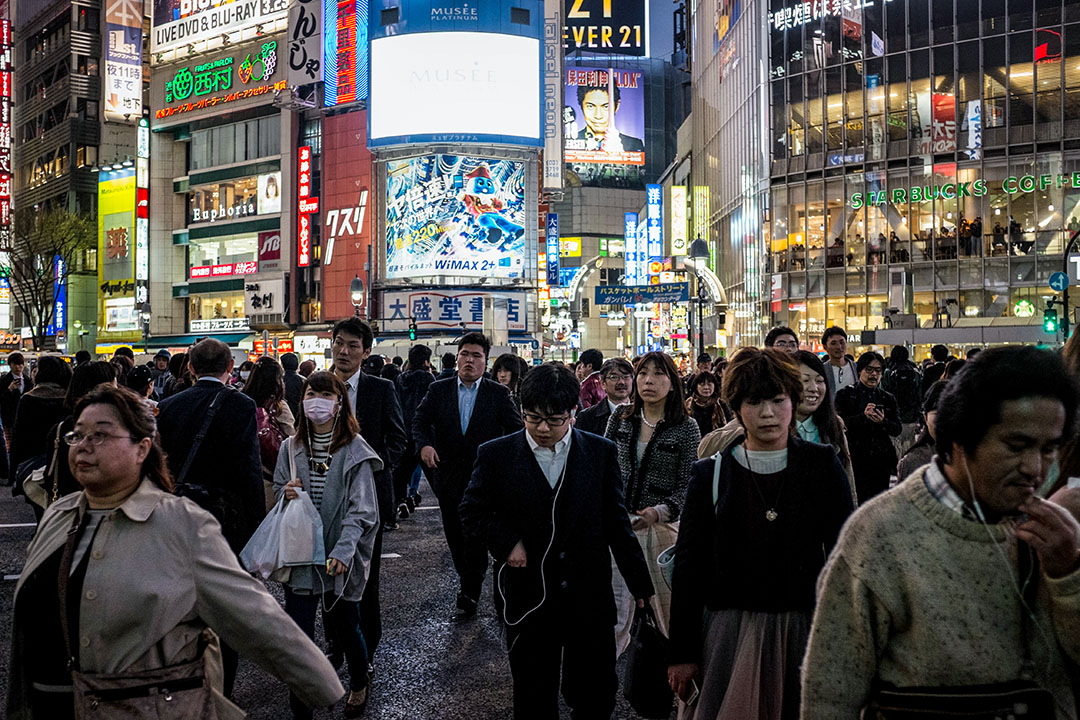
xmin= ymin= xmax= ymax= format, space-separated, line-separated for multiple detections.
xmin=563 ymin=67 xmax=645 ymax=189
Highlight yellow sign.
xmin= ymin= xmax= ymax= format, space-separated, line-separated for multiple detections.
xmin=671 ymin=186 xmax=687 ymax=255
xmin=559 ymin=237 xmax=582 ymax=257
xmin=693 ymin=186 xmax=713 ymax=271
xmin=98 ymin=168 xmax=140 ymax=342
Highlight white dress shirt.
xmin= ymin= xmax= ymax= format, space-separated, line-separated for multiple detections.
xmin=342 ymin=367 xmax=362 ymax=414
xmin=525 ymin=428 xmax=573 ymax=489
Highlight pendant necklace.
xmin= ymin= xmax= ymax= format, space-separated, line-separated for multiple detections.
xmin=746 ymin=451 xmax=786 ymax=522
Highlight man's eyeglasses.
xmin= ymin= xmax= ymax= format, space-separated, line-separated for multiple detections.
xmin=772 ymin=339 xmax=799 ymax=348
xmin=523 ymin=413 xmax=571 ymax=428
xmin=64 ymin=431 xmax=138 ymax=447
xmin=863 ymin=366 xmax=884 ymax=375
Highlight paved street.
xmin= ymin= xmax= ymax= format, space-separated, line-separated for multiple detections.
xmin=0 ymin=483 xmax=668 ymax=719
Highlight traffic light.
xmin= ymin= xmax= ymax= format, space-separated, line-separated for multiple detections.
xmin=1044 ymin=307 xmax=1059 ymax=334
xmin=408 ymin=320 xmax=417 ymax=341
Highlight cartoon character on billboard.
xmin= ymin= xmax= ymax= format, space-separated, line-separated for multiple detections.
xmin=461 ymin=165 xmax=524 ymax=245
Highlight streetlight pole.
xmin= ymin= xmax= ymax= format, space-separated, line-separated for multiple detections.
xmin=687 ymin=236 xmax=711 ymax=358
xmin=349 ymin=274 xmax=366 ymax=318
xmin=1063 ymin=229 xmax=1079 ymax=339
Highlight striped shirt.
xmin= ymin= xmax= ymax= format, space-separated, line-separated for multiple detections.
xmin=308 ymin=429 xmax=333 ymax=509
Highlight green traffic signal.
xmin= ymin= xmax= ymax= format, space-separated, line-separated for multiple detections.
xmin=1044 ymin=308 xmax=1059 ymax=333
xmin=408 ymin=323 xmax=417 ymax=341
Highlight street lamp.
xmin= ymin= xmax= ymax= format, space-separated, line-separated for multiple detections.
xmin=688 ymin=236 xmax=710 ymax=357
xmin=349 ymin=274 xmax=366 ymax=317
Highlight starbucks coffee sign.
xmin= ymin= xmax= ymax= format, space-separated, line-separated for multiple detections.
xmin=849 ymin=172 xmax=1080 ymax=209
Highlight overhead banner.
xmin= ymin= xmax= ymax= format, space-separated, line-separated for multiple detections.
xmin=563 ymin=0 xmax=647 ymax=56
xmin=104 ymin=0 xmax=143 ymax=123
xmin=288 ymin=0 xmax=323 ymax=88
xmin=382 ymin=289 xmax=527 ymax=333
xmin=151 ymin=0 xmax=289 ymax=55
xmin=323 ymin=0 xmax=368 ymax=105
xmin=385 ymin=154 xmax=527 ymax=279
xmin=595 ymin=283 xmax=690 ymax=305
xmin=564 ymin=67 xmax=645 ymax=189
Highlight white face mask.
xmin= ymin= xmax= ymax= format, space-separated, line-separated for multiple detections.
xmin=303 ymin=397 xmax=338 ymax=424
xmin=240 ymin=371 xmax=251 ymax=380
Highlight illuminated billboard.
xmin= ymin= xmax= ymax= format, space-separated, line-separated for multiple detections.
xmin=564 ymin=67 xmax=645 ymax=189
xmin=323 ymin=0 xmax=368 ymax=105
xmin=369 ymin=32 xmax=541 ymax=147
xmin=322 ymin=111 xmax=373 ymax=320
xmin=98 ymin=167 xmax=139 ymax=341
xmin=563 ymin=0 xmax=647 ymax=57
xmin=385 ymin=154 xmax=526 ymax=279
xmin=104 ymin=0 xmax=143 ymax=123
xmin=151 ymin=0 xmax=288 ymax=56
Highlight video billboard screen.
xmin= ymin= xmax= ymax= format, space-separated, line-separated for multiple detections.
xmin=385 ymin=154 xmax=526 ymax=279
xmin=369 ymin=32 xmax=541 ymax=146
xmin=564 ymin=67 xmax=645 ymax=188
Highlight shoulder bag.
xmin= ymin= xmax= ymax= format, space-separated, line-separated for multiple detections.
xmin=174 ymin=386 xmax=236 ymax=526
xmin=866 ymin=541 xmax=1056 ymax=719
xmin=21 ymin=432 xmax=61 ymax=509
xmin=657 ymin=452 xmax=723 ymax=590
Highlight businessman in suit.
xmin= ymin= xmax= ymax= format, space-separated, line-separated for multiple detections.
xmin=156 ymin=337 xmax=264 ymax=696
xmin=460 ymin=364 xmax=653 ymax=719
xmin=414 ymin=332 xmax=523 ymax=619
xmin=330 ymin=316 xmax=407 ymax=666
xmin=575 ymin=357 xmax=634 ymax=436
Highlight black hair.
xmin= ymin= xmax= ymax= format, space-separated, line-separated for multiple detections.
xmin=74 ymin=385 xmax=172 ymax=492
xmin=491 ymin=353 xmax=521 ymax=390
xmin=518 ymin=363 xmax=579 ymax=416
xmin=576 ymin=79 xmax=621 ymax=109
xmin=931 ymin=344 xmax=949 ymax=362
xmin=113 ymin=346 xmax=135 ymax=360
xmin=855 ymin=352 xmax=885 ymax=374
xmin=764 ymin=326 xmax=798 ymax=347
xmin=722 ymin=347 xmax=803 ymax=416
xmin=295 ymin=371 xmax=361 ymax=455
xmin=618 ymin=351 xmax=688 ymax=424
xmin=167 ymin=352 xmax=187 ymax=377
xmin=821 ymin=326 xmax=846 ymax=345
xmin=458 ymin=332 xmax=491 ymax=358
xmin=66 ymin=361 xmax=117 ymax=412
xmin=966 ymin=347 xmax=982 ymax=359
xmin=381 ymin=364 xmax=401 ymax=382
xmin=696 ymin=353 xmax=711 ymax=364
xmin=922 ymin=380 xmax=947 ymax=415
xmin=408 ymin=344 xmax=432 ymax=368
xmin=579 ymin=349 xmax=603 ymax=373
xmin=889 ymin=345 xmax=909 ymax=363
xmin=333 ymin=317 xmax=374 ymax=350
xmin=36 ymin=355 xmax=72 ymax=387
xmin=441 ymin=352 xmax=456 ymax=370
xmin=280 ymin=352 xmax=299 ymax=372
xmin=934 ymin=346 xmax=1078 ymax=462
xmin=793 ymin=350 xmax=850 ymax=468
xmin=243 ymin=356 xmax=284 ymax=409
xmin=74 ymin=350 xmax=92 ymax=365
xmin=688 ymin=371 xmax=718 ymax=398
xmin=600 ymin=357 xmax=633 ymax=379
xmin=943 ymin=358 xmax=966 ymax=380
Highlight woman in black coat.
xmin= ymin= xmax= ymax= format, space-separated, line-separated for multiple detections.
xmin=11 ymin=356 xmax=72 ymax=517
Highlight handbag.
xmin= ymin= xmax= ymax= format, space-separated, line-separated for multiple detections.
xmin=58 ymin=513 xmax=237 ymax=719
xmin=866 ymin=542 xmax=1056 ymax=719
xmin=657 ymin=452 xmax=723 ymax=590
xmin=21 ymin=432 xmax=61 ymax=509
xmin=622 ymin=604 xmax=675 ymax=719
xmin=256 ymin=406 xmax=287 ymax=474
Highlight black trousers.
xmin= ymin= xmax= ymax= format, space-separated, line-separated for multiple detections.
xmin=393 ymin=449 xmax=419 ymax=506
xmin=431 ymin=471 xmax=487 ymax=600
xmin=358 ymin=525 xmax=383 ymax=660
xmin=506 ymin=609 xmax=617 ymax=720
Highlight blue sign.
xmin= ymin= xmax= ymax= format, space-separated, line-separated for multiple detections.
xmin=546 ymin=213 xmax=560 ymax=286
xmin=624 ymin=212 xmax=639 ymax=285
xmin=46 ymin=255 xmax=66 ymax=336
xmin=646 ymin=183 xmax=663 ymax=261
xmin=595 ymin=283 xmax=690 ymax=305
xmin=1049 ymin=271 xmax=1069 ymax=292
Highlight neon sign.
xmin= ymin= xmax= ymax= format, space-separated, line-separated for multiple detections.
xmin=297 ymin=146 xmax=318 ymax=267
xmin=155 ymin=80 xmax=286 ymax=119
xmin=165 ymin=41 xmax=278 ymax=102
xmin=190 ymin=261 xmax=258 ymax=278
xmin=850 ymin=173 xmax=1080 ymax=209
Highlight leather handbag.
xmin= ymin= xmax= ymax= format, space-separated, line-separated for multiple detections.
xmin=622 ymin=605 xmax=674 ymax=719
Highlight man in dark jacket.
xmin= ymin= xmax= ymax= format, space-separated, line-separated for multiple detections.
xmin=156 ymin=337 xmax=264 ymax=696
xmin=836 ymin=352 xmax=902 ymax=503
xmin=395 ymin=344 xmax=434 ymax=518
xmin=436 ymin=352 xmax=456 ymax=380
xmin=921 ymin=343 xmax=950 ymax=397
xmin=460 ymin=364 xmax=652 ymax=719
xmin=414 ymin=332 xmax=523 ymax=619
xmin=0 ymin=351 xmax=30 ymax=435
xmin=881 ymin=345 xmax=923 ymax=456
xmin=576 ymin=357 xmax=633 ymax=436
xmin=330 ymin=317 xmax=407 ymax=666
xmin=280 ymin=352 xmax=304 ymax=418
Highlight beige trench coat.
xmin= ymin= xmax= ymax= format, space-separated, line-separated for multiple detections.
xmin=7 ymin=478 xmax=344 ymax=719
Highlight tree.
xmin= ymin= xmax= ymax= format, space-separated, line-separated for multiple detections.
xmin=4 ymin=206 xmax=95 ymax=350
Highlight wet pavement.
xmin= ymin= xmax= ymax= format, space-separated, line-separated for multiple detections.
xmin=0 ymin=483 xmax=670 ymax=719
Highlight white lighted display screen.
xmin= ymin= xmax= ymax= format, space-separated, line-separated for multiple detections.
xmin=369 ymin=32 xmax=540 ymax=146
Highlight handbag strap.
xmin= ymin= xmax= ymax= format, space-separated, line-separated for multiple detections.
xmin=711 ymin=450 xmax=723 ymax=508
xmin=48 ymin=430 xmax=61 ymax=504
xmin=176 ymin=385 xmax=229 ymax=488
xmin=287 ymin=436 xmax=297 ymax=486
xmin=58 ymin=511 xmax=87 ymax=672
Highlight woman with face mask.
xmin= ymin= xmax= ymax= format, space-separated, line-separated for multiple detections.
xmin=233 ymin=360 xmax=254 ymax=390
xmin=273 ymin=371 xmax=381 ymax=720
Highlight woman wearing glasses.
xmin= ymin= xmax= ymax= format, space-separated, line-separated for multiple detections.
xmin=604 ymin=351 xmax=701 ymax=651
xmin=274 ymin=371 xmax=381 ymax=720
xmin=834 ymin=352 xmax=902 ymax=504
xmin=8 ymin=385 xmax=344 ymax=719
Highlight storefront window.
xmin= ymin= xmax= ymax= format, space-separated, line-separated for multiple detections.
xmin=188 ymin=172 xmax=282 ymax=224
xmin=189 ymin=291 xmax=248 ymax=332
xmin=189 ymin=234 xmax=259 ymax=278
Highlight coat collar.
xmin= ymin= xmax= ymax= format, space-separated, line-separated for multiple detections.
xmin=48 ymin=477 xmax=166 ymax=523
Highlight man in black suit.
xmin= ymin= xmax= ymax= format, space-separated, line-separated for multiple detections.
xmin=394 ymin=344 xmax=435 ymax=518
xmin=414 ymin=332 xmax=523 ymax=619
xmin=330 ymin=317 xmax=407 ymax=667
xmin=576 ymin=357 xmax=634 ymax=436
xmin=460 ymin=364 xmax=653 ymax=719
xmin=572 ymin=82 xmax=645 ymax=153
xmin=281 ymin=352 xmax=304 ymax=418
xmin=156 ymin=337 xmax=264 ymax=696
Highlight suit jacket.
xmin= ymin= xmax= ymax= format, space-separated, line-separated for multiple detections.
xmin=283 ymin=369 xmax=304 ymax=418
xmin=412 ymin=377 xmax=523 ymax=495
xmin=157 ymin=379 xmax=265 ymax=552
xmin=348 ymin=371 xmax=407 ymax=519
xmin=576 ymin=399 xmax=612 ymax=437
xmin=460 ymin=429 xmax=653 ymax=625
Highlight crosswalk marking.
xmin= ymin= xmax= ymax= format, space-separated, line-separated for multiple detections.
xmin=0 ymin=522 xmax=35 ymax=528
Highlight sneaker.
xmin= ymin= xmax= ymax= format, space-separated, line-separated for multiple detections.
xmin=413 ymin=492 xmax=422 ymax=506
xmin=343 ymin=687 xmax=368 ymax=718
xmin=382 ymin=521 xmax=399 ymax=531
xmin=397 ymin=502 xmax=410 ymax=519
xmin=405 ymin=496 xmax=416 ymax=512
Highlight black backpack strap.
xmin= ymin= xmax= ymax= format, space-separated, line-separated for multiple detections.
xmin=175 ymin=385 xmax=230 ymax=489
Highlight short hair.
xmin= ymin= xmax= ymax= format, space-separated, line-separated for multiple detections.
xmin=966 ymin=347 xmax=982 ymax=359
xmin=280 ymin=352 xmax=299 ymax=372
xmin=934 ymin=346 xmax=1078 ymax=462
xmin=298 ymin=360 xmax=315 ymax=377
xmin=855 ymin=352 xmax=885 ymax=373
xmin=518 ymin=363 xmax=579 ymax=416
xmin=74 ymin=350 xmax=91 ymax=365
xmin=333 ymin=317 xmax=374 ymax=350
xmin=127 ymin=365 xmax=154 ymax=395
xmin=576 ymin=80 xmax=621 ymax=109
xmin=392 ymin=356 xmax=404 ymax=367
xmin=380 ymin=364 xmax=401 ymax=382
xmin=167 ymin=352 xmax=187 ymax=377
xmin=931 ymin=344 xmax=949 ymax=362
xmin=364 ymin=355 xmax=385 ymax=374
xmin=579 ymin=349 xmax=604 ymax=373
xmin=491 ymin=353 xmax=521 ymax=389
xmin=36 ymin=355 xmax=72 ymax=387
xmin=600 ymin=357 xmax=634 ymax=379
xmin=722 ymin=347 xmax=803 ymax=415
xmin=441 ymin=352 xmax=456 ymax=370
xmin=113 ymin=346 xmax=135 ymax=360
xmin=821 ymin=326 xmax=847 ymax=345
xmin=889 ymin=345 xmax=909 ymax=363
xmin=764 ymin=326 xmax=798 ymax=347
xmin=688 ymin=371 xmax=718 ymax=397
xmin=66 ymin=361 xmax=116 ymax=412
xmin=74 ymin=385 xmax=172 ymax=492
xmin=923 ymin=380 xmax=947 ymax=415
xmin=943 ymin=358 xmax=966 ymax=379
xmin=458 ymin=332 xmax=491 ymax=358
xmin=7 ymin=352 xmax=24 ymax=366
xmin=408 ymin=345 xmax=432 ymax=368
xmin=188 ymin=338 xmax=233 ymax=376
xmin=696 ymin=353 xmax=712 ymax=364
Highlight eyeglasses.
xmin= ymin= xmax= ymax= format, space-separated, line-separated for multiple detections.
xmin=603 ymin=374 xmax=632 ymax=383
xmin=64 ymin=430 xmax=139 ymax=447
xmin=523 ymin=413 xmax=571 ymax=427
xmin=863 ymin=366 xmax=884 ymax=375
xmin=772 ymin=339 xmax=799 ymax=348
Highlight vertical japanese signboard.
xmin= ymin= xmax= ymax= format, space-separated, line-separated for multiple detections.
xmin=98 ymin=167 xmax=138 ymax=338
xmin=0 ymin=9 xmax=9 ymax=252
xmin=543 ymin=0 xmax=563 ymax=190
xmin=297 ymin=145 xmax=313 ymax=267
xmin=288 ymin=0 xmax=323 ymax=88
xmin=646 ymin=184 xmax=662 ymax=281
xmin=671 ymin=185 xmax=687 ymax=255
xmin=104 ymin=0 xmax=143 ymax=123
xmin=135 ymin=119 xmax=150 ymax=307
xmin=693 ymin=185 xmax=713 ymax=271
xmin=323 ymin=0 xmax=368 ymax=105
xmin=546 ymin=213 xmax=560 ymax=286
xmin=623 ymin=212 xmax=638 ymax=286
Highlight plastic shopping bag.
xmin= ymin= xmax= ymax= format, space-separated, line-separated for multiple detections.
xmin=240 ymin=490 xmax=326 ymax=580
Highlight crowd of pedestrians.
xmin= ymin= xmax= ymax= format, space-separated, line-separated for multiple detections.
xmin=3 ymin=322 xmax=1080 ymax=720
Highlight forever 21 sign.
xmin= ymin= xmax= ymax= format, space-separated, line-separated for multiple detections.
xmin=563 ymin=0 xmax=647 ymax=57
